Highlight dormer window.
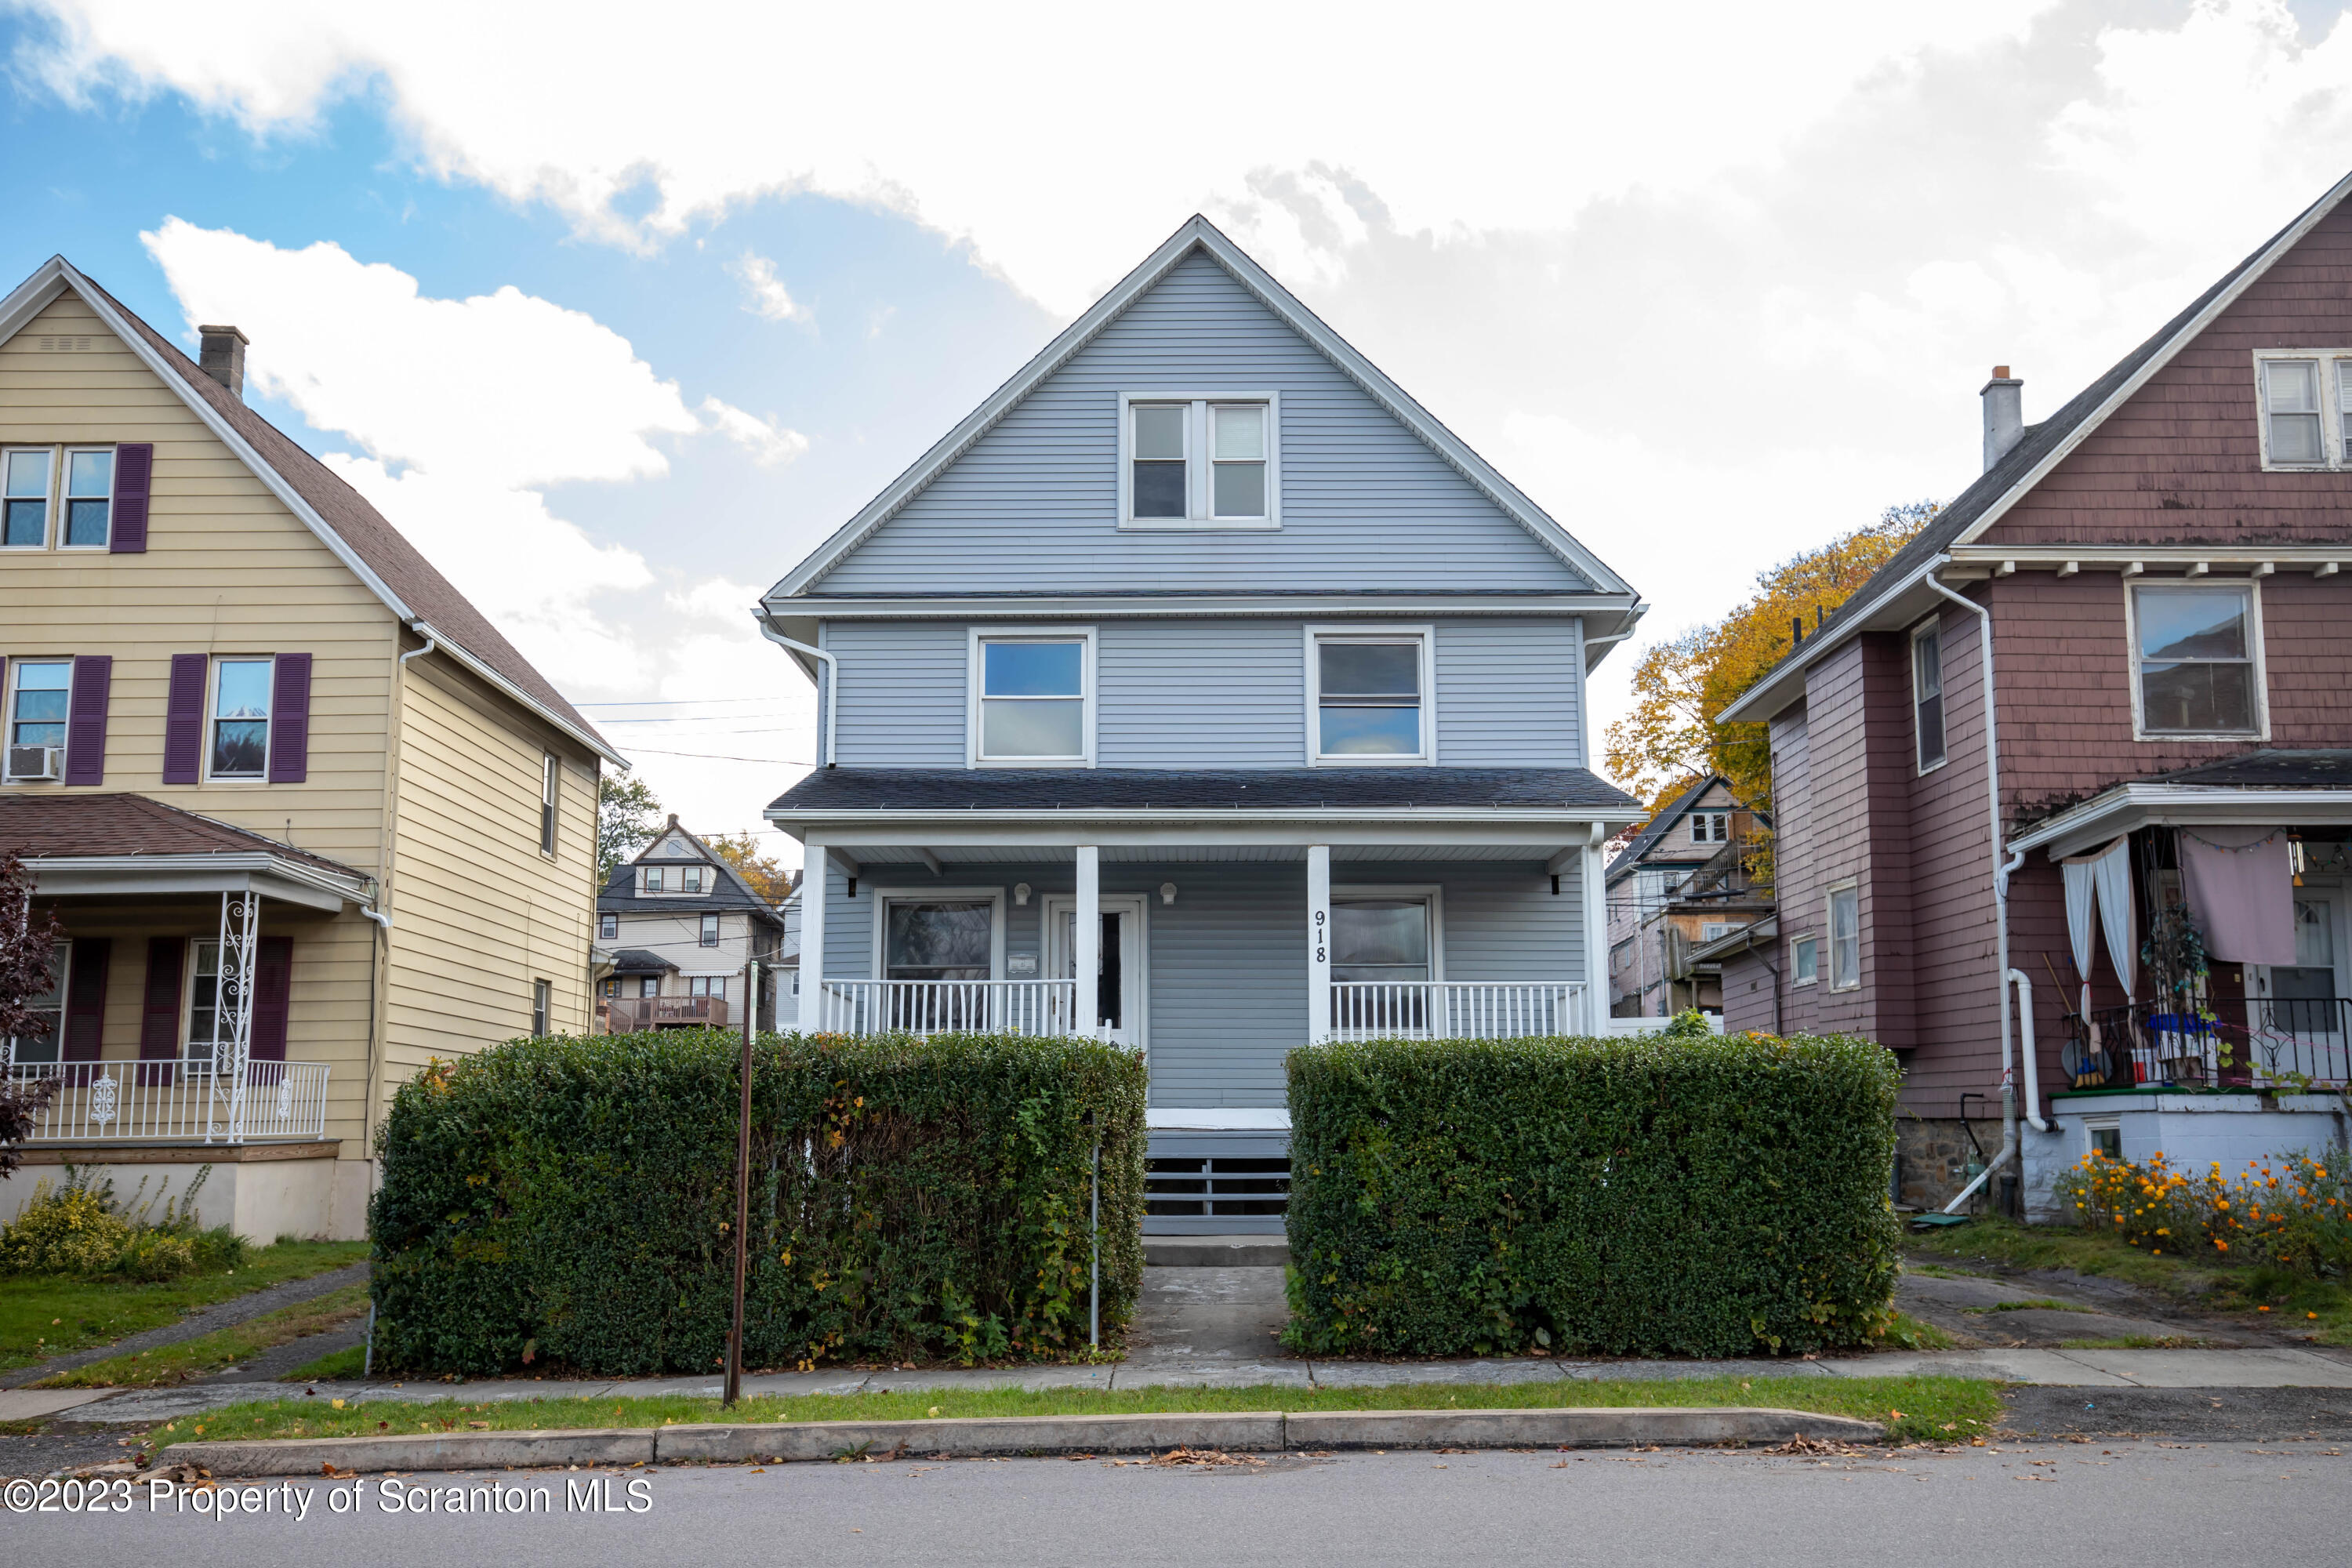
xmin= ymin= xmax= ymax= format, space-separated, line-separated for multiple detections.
xmin=682 ymin=865 xmax=704 ymax=894
xmin=1120 ymin=394 xmax=1279 ymax=528
xmin=641 ymin=866 xmax=664 ymax=895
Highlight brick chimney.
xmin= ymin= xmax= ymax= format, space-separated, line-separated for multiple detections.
xmin=198 ymin=325 xmax=248 ymax=400
xmin=1981 ymin=365 xmax=2023 ymax=472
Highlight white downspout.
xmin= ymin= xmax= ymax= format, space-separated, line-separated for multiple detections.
xmin=2007 ymin=966 xmax=2048 ymax=1132
xmin=1926 ymin=566 xmax=2027 ymax=1214
xmin=759 ymin=620 xmax=837 ymax=768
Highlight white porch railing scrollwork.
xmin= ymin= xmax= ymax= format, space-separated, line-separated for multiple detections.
xmin=1326 ymin=982 xmax=1585 ymax=1043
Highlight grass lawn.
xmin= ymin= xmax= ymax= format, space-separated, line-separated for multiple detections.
xmin=0 ymin=1240 xmax=368 ymax=1373
xmin=148 ymin=1375 xmax=1998 ymax=1451
xmin=288 ymin=1343 xmax=366 ymax=1381
xmin=33 ymin=1284 xmax=369 ymax=1388
xmin=1908 ymin=1217 xmax=2352 ymax=1345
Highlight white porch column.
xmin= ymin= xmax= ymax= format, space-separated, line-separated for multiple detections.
xmin=1074 ymin=845 xmax=1101 ymax=1036
xmin=797 ymin=837 xmax=827 ymax=1032
xmin=1306 ymin=844 xmax=1332 ymax=1044
xmin=1582 ymin=822 xmax=1608 ymax=1034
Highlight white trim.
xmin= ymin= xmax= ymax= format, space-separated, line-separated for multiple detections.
xmin=19 ymin=851 xmax=366 ymax=909
xmin=866 ymin=885 xmax=1008 ymax=982
xmin=1825 ymin=881 xmax=1860 ymax=993
xmin=1041 ymin=890 xmax=1149 ymax=1053
xmin=1789 ymin=931 xmax=1820 ymax=987
xmin=768 ymin=818 xmax=1641 ymax=848
xmin=967 ymin=625 xmax=1097 ymax=768
xmin=1115 ymin=390 xmax=1282 ymax=529
xmin=2010 ymin=783 xmax=2352 ymax=862
xmin=201 ymin=654 xmax=276 ymax=785
xmin=0 ymin=445 xmax=56 ymax=550
xmin=0 ymin=257 xmax=622 ymax=768
xmin=1146 ymin=1107 xmax=1290 ymax=1131
xmin=56 ymin=445 xmax=117 ymax=551
xmin=2251 ymin=350 xmax=2352 ymax=470
xmin=1329 ymin=882 xmax=1446 ymax=982
xmin=770 ymin=593 xmax=1638 ymax=622
xmin=764 ymin=216 xmax=1635 ymax=599
xmin=1911 ymin=615 xmax=1948 ymax=775
xmin=1304 ymin=623 xmax=1436 ymax=766
xmin=2125 ymin=577 xmax=2269 ymax=743
xmin=2 ymin=655 xmax=72 ymax=782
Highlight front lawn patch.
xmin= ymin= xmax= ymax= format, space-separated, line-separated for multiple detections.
xmin=148 ymin=1374 xmax=1997 ymax=1450
xmin=33 ymin=1284 xmax=368 ymax=1387
xmin=0 ymin=1240 xmax=368 ymax=1372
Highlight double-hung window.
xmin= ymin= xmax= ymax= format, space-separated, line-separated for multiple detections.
xmin=974 ymin=632 xmax=1091 ymax=764
xmin=187 ymin=939 xmax=230 ymax=1064
xmin=1688 ymin=811 xmax=1728 ymax=844
xmin=208 ymin=657 xmax=273 ymax=779
xmin=1309 ymin=630 xmax=1431 ymax=763
xmin=1912 ymin=620 xmax=1947 ymax=771
xmin=1120 ymin=395 xmax=1278 ymax=526
xmin=5 ymin=660 xmax=71 ymax=779
xmin=680 ymin=865 xmax=705 ymax=894
xmin=2131 ymin=583 xmax=2263 ymax=738
xmin=1791 ymin=934 xmax=1819 ymax=986
xmin=1329 ymin=892 xmax=1437 ymax=1033
xmin=2252 ymin=351 xmax=2352 ymax=469
xmin=3 ymin=449 xmax=53 ymax=548
xmin=642 ymin=866 xmax=666 ymax=895
xmin=1827 ymin=885 xmax=1860 ymax=991
xmin=539 ymin=754 xmax=559 ymax=855
xmin=598 ymin=913 xmax=618 ymax=942
xmin=699 ymin=913 xmax=720 ymax=947
xmin=61 ymin=450 xmax=114 ymax=548
xmin=531 ymin=978 xmax=550 ymax=1036
xmin=6 ymin=942 xmax=67 ymax=1062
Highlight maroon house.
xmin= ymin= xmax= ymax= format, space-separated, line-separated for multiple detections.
xmin=1721 ymin=171 xmax=2352 ymax=1215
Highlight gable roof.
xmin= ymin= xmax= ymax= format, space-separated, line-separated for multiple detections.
xmin=0 ymin=256 xmax=621 ymax=766
xmin=1721 ymin=166 xmax=2352 ymax=725
xmin=765 ymin=215 xmax=1637 ymax=604
xmin=1602 ymin=775 xmax=1767 ymax=885
xmin=600 ymin=821 xmax=788 ymax=926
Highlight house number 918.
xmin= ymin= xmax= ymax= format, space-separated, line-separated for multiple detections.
xmin=1313 ymin=908 xmax=1325 ymax=964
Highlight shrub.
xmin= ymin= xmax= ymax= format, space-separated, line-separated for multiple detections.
xmin=368 ymin=1029 xmax=1147 ymax=1377
xmin=1283 ymin=1031 xmax=1903 ymax=1359
xmin=0 ymin=1164 xmax=240 ymax=1278
xmin=2064 ymin=1148 xmax=2352 ymax=1274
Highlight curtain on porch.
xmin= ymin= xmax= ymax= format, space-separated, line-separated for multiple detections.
xmin=2178 ymin=827 xmax=2295 ymax=966
xmin=2061 ymin=836 xmax=2137 ymax=1014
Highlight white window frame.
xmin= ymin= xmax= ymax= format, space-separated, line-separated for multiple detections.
xmin=699 ymin=913 xmax=721 ymax=947
xmin=532 ymin=978 xmax=550 ymax=1036
xmin=641 ymin=866 xmax=666 ymax=895
xmin=2251 ymin=350 xmax=2352 ymax=470
xmin=1116 ymin=390 xmax=1281 ymax=530
xmin=5 ymin=937 xmax=69 ymax=1062
xmin=869 ymin=887 xmax=1007 ymax=982
xmin=685 ymin=975 xmax=729 ymax=998
xmin=56 ymin=446 xmax=117 ymax=551
xmin=539 ymin=753 xmax=559 ymax=857
xmin=203 ymin=654 xmax=274 ymax=784
xmin=1911 ymin=617 xmax=1947 ymax=775
xmin=598 ymin=912 xmax=618 ymax=942
xmin=3 ymin=657 xmax=74 ymax=782
xmin=1329 ymin=884 xmax=1446 ymax=982
xmin=1305 ymin=625 xmax=1436 ymax=767
xmin=1687 ymin=811 xmax=1729 ymax=844
xmin=2125 ymin=577 xmax=2269 ymax=742
xmin=1 ymin=445 xmax=56 ymax=550
xmin=967 ymin=626 xmax=1096 ymax=768
xmin=680 ymin=865 xmax=706 ymax=895
xmin=1790 ymin=932 xmax=1819 ymax=987
xmin=1826 ymin=882 xmax=1861 ymax=993
xmin=183 ymin=936 xmax=225 ymax=1066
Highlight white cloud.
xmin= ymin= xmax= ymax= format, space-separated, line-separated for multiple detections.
xmin=698 ymin=396 xmax=809 ymax=468
xmin=728 ymin=251 xmax=808 ymax=323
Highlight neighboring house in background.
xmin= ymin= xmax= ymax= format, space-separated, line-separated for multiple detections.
xmin=0 ymin=256 xmax=620 ymax=1241
xmin=760 ymin=216 xmax=1646 ymax=1234
xmin=594 ymin=816 xmax=788 ymax=1030
xmin=1719 ymin=170 xmax=2352 ymax=1214
xmin=1603 ymin=776 xmax=1769 ymax=1017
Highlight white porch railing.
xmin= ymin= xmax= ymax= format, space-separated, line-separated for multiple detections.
xmin=808 ymin=979 xmax=1081 ymax=1037
xmin=5 ymin=1061 xmax=331 ymax=1144
xmin=1327 ymin=982 xmax=1586 ymax=1042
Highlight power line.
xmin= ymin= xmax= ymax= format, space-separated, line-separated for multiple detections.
xmin=578 ymin=695 xmax=786 ymax=708
xmin=624 ymin=746 xmax=815 ymax=764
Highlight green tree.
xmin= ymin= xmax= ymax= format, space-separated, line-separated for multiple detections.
xmin=597 ymin=774 xmax=666 ymax=885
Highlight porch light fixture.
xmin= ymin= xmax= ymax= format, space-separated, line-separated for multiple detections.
xmin=1160 ymin=882 xmax=1178 ymax=906
xmin=1014 ymin=883 xmax=1032 ymax=906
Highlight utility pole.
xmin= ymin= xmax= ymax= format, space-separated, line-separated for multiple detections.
xmin=724 ymin=958 xmax=757 ymax=1407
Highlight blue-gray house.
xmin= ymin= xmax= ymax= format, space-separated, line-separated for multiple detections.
xmin=760 ymin=217 xmax=1646 ymax=1231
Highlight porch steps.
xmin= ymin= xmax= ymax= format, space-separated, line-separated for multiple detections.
xmin=1143 ymin=1234 xmax=1289 ymax=1268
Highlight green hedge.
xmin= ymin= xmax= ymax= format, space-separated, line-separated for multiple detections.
xmin=368 ymin=1030 xmax=1145 ymax=1377
xmin=1284 ymin=1033 xmax=1901 ymax=1359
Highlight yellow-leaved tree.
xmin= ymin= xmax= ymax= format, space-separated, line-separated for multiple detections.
xmin=706 ymin=831 xmax=796 ymax=904
xmin=1603 ymin=501 xmax=1940 ymax=879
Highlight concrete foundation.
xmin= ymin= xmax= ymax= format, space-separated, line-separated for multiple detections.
xmin=0 ymin=1144 xmax=359 ymax=1241
xmin=2026 ymin=1093 xmax=2352 ymax=1224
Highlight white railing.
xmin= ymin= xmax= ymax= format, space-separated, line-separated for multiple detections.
xmin=1327 ymin=982 xmax=1586 ymax=1042
xmin=5 ymin=1061 xmax=331 ymax=1144
xmin=808 ymin=979 xmax=1082 ymax=1037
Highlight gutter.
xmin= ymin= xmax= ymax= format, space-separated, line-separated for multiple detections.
xmin=757 ymin=619 xmax=837 ymax=768
xmin=408 ymin=620 xmax=625 ymax=768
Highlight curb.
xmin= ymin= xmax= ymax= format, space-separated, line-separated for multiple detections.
xmin=162 ymin=1406 xmax=1882 ymax=1476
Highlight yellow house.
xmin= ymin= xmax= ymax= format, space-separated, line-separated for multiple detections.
xmin=0 ymin=256 xmax=622 ymax=1240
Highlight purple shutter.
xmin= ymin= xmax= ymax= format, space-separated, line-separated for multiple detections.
xmin=110 ymin=442 xmax=152 ymax=554
xmin=163 ymin=654 xmax=206 ymax=784
xmin=64 ymin=655 xmax=111 ymax=786
xmin=268 ymin=653 xmax=310 ymax=784
xmin=249 ymin=936 xmax=293 ymax=1062
xmin=61 ymin=938 xmax=110 ymax=1064
xmin=138 ymin=937 xmax=184 ymax=1085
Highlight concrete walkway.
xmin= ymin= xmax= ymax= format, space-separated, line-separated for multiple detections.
xmin=0 ymin=1261 xmax=370 ymax=1392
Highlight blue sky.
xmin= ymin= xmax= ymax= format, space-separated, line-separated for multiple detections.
xmin=7 ymin=1 xmax=2352 ymax=834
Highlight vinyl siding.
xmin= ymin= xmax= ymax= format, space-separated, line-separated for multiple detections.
xmin=814 ymin=251 xmax=1590 ymax=596
xmin=384 ymin=655 xmax=601 ymax=1081
xmin=809 ymin=856 xmax=1584 ymax=1109
xmin=822 ymin=616 xmax=1586 ymax=770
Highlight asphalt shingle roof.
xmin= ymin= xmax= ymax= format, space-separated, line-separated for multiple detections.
xmin=2150 ymin=750 xmax=2352 ymax=789
xmin=0 ymin=793 xmax=363 ymax=881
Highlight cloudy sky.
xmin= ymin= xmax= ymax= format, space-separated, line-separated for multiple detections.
xmin=5 ymin=0 xmax=2352 ymax=837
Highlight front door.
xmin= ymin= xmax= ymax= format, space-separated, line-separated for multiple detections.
xmin=2251 ymin=883 xmax=2347 ymax=1079
xmin=1044 ymin=895 xmax=1145 ymax=1048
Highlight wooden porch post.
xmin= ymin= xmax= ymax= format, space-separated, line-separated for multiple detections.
xmin=1307 ymin=844 xmax=1331 ymax=1044
xmin=797 ymin=837 xmax=826 ymax=1031
xmin=1074 ymin=845 xmax=1101 ymax=1037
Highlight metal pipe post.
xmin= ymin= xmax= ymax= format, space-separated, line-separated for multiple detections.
xmin=725 ymin=959 xmax=757 ymax=1407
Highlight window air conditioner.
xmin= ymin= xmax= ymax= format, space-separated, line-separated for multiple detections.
xmin=6 ymin=745 xmax=62 ymax=782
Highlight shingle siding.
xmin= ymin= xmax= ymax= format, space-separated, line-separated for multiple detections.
xmin=811 ymin=252 xmax=1589 ymax=596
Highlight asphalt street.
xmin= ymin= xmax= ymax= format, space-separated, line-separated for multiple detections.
xmin=5 ymin=1439 xmax=2345 ymax=1567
